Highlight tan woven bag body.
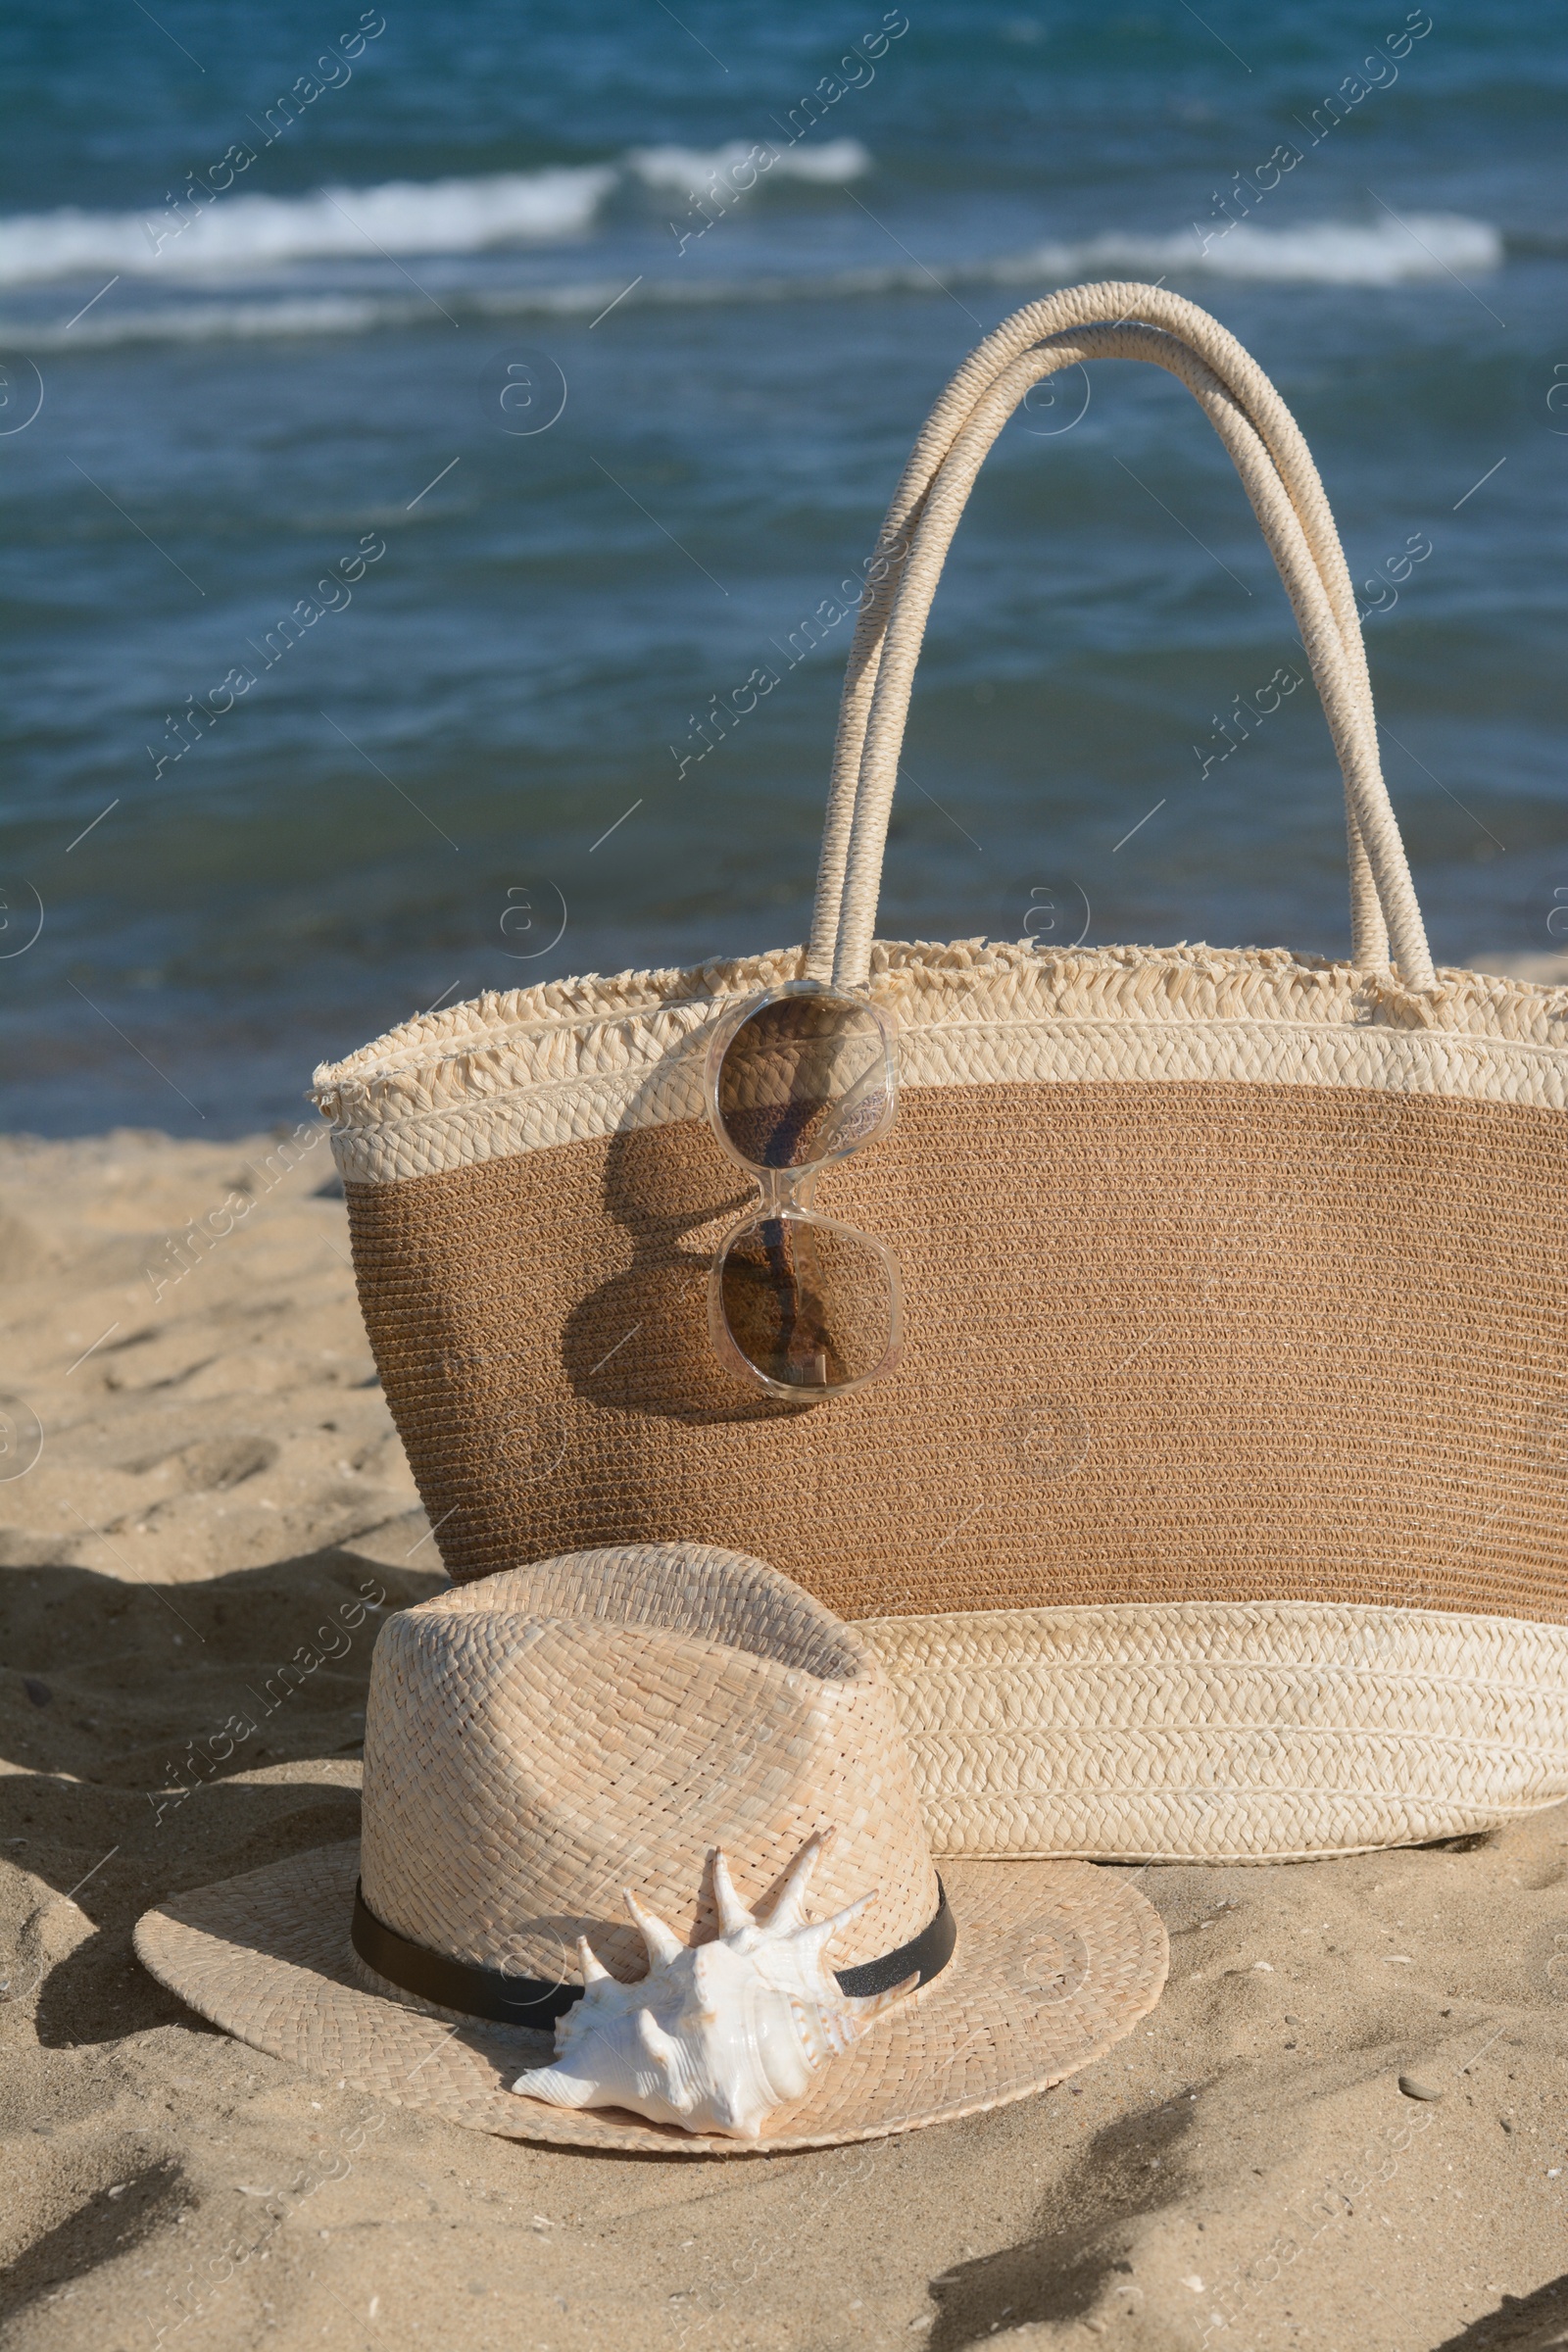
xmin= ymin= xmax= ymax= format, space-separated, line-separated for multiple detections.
xmin=316 ymin=282 xmax=1568 ymax=1865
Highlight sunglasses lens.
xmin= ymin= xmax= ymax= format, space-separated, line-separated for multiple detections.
xmin=714 ymin=1213 xmax=900 ymax=1395
xmin=714 ymin=992 xmax=894 ymax=1172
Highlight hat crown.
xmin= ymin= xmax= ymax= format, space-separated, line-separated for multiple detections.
xmin=359 ymin=1544 xmax=940 ymax=1992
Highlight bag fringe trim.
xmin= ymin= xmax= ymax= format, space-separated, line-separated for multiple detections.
xmin=311 ymin=942 xmax=1568 ymax=1184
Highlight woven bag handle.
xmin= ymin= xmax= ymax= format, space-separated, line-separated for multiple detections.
xmin=833 ymin=324 xmax=1401 ymax=974
xmin=811 ymin=313 xmax=1391 ymax=978
xmin=808 ymin=283 xmax=1434 ymax=993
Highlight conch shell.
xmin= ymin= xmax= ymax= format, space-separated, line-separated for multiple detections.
xmin=511 ymin=1832 xmax=907 ymax=2139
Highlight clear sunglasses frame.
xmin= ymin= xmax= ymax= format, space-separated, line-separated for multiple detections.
xmin=702 ymin=980 xmax=903 ymax=1402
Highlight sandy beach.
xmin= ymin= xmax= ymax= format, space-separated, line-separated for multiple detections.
xmin=1 ymin=1124 xmax=1565 ymax=2351
xmin=9 ymin=0 xmax=1568 ymax=2333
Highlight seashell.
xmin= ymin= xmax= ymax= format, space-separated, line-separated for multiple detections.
xmin=510 ymin=1831 xmax=908 ymax=2139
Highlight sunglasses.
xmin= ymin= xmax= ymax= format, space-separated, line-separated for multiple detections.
xmin=704 ymin=981 xmax=903 ymax=1400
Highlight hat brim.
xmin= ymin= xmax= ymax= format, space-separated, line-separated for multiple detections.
xmin=134 ymin=1841 xmax=1166 ymax=2154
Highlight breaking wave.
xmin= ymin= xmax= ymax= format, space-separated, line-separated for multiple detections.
xmin=1056 ymin=214 xmax=1505 ymax=286
xmin=5 ymin=212 xmax=1506 ymax=346
xmin=0 ymin=169 xmax=620 ymax=284
xmin=0 ymin=144 xmax=872 ymax=287
xmin=624 ymin=138 xmax=870 ymax=190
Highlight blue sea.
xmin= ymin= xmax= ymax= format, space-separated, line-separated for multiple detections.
xmin=2 ymin=0 xmax=1565 ymax=1133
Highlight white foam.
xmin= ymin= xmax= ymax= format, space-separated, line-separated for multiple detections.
xmin=25 ymin=293 xmax=421 ymax=345
xmin=1005 ymin=214 xmax=1505 ymax=287
xmin=1191 ymin=214 xmax=1503 ymax=283
xmin=0 ymin=168 xmax=619 ymax=284
xmin=18 ymin=283 xmax=704 ymax=350
xmin=11 ymin=214 xmax=1506 ymax=348
xmin=2 ymin=158 xmax=1496 ymax=298
xmin=0 ymin=147 xmax=871 ymax=287
xmin=625 ymin=138 xmax=870 ymax=192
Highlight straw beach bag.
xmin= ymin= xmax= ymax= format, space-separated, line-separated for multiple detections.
xmin=315 ymin=282 xmax=1568 ymax=1865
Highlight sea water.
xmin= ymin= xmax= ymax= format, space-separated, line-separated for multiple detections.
xmin=1 ymin=0 xmax=1564 ymax=1131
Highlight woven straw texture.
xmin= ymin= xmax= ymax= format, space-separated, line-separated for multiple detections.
xmin=134 ymin=1842 xmax=1167 ymax=2153
xmin=862 ymin=1601 xmax=1568 ymax=1861
xmin=313 ymin=941 xmax=1568 ymax=1184
xmin=310 ymin=287 xmax=1568 ymax=1858
xmin=133 ymin=1541 xmax=1169 ymax=2148
xmin=359 ymin=1544 xmax=939 ymax=1980
xmin=329 ymin=1075 xmax=1568 ymax=1631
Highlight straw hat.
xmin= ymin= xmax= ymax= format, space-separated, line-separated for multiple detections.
xmin=135 ymin=1544 xmax=1166 ymax=2152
